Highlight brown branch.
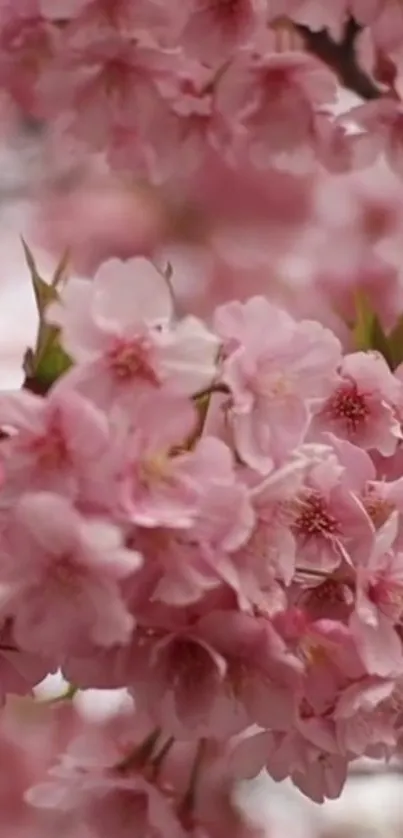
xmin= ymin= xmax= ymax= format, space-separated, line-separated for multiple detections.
xmin=295 ymin=17 xmax=383 ymax=101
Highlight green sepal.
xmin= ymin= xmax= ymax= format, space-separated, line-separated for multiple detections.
xmin=21 ymin=241 xmax=72 ymax=391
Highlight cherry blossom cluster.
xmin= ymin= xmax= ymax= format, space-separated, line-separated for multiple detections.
xmin=3 ymin=1 xmax=403 ymax=836
xmin=2 ymin=0 xmax=403 ymax=186
xmin=0 ymin=254 xmax=403 ymax=837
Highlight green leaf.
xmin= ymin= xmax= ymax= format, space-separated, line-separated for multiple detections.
xmin=21 ymin=241 xmax=72 ymax=391
xmin=387 ymin=313 xmax=403 ymax=370
xmin=352 ymin=291 xmax=374 ymax=351
xmin=352 ymin=291 xmax=394 ymax=368
xmin=51 ymin=247 xmax=70 ymax=289
xmin=34 ymin=334 xmax=72 ymax=388
xmin=369 ymin=315 xmax=394 ymax=368
xmin=21 ymin=238 xmax=58 ymax=317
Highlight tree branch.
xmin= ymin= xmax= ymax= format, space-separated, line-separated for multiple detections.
xmin=295 ymin=17 xmax=383 ymax=101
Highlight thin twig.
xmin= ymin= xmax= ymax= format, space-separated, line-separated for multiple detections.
xmin=295 ymin=17 xmax=383 ymax=101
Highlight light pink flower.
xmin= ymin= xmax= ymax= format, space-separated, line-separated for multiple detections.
xmin=346 ymin=99 xmax=403 ymax=179
xmin=290 ymin=444 xmax=373 ymax=573
xmin=351 ymin=511 xmax=403 ymax=677
xmin=134 ymin=439 xmax=255 ymax=604
xmin=178 ymin=0 xmax=258 ymax=65
xmin=327 ymin=434 xmax=403 ymax=533
xmin=48 ymin=257 xmax=219 ymax=407
xmin=132 ymin=628 xmax=236 ymax=739
xmin=197 ymin=610 xmax=303 ymax=732
xmin=312 ymin=351 xmax=402 ymax=456
xmin=288 ymin=0 xmax=352 ymax=40
xmin=216 ymin=50 xmax=338 ymax=170
xmin=86 ymin=391 xmax=253 ymax=538
xmin=0 ymin=11 xmax=61 ymax=113
xmin=246 ymin=728 xmax=348 ymax=803
xmin=136 ymin=527 xmax=219 ymax=607
xmin=0 ymin=492 xmax=142 ymax=660
xmin=28 ymin=710 xmax=185 ymax=838
xmin=214 ymin=296 xmax=341 ymax=473
xmin=295 ymin=620 xmax=366 ymax=717
xmin=334 ymin=678 xmax=398 ymax=757
xmin=90 ymin=391 xmax=200 ymax=528
xmin=40 ymin=0 xmax=167 ymax=31
xmin=144 ymin=62 xmax=236 ymax=182
xmin=37 ymin=28 xmax=177 ymax=151
xmin=289 ymin=747 xmax=348 ymax=804
xmin=0 ymin=386 xmax=110 ymax=499
xmin=226 ymin=457 xmax=308 ymax=611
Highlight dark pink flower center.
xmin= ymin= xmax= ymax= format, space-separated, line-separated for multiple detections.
xmin=362 ymin=488 xmax=394 ymax=529
xmin=206 ymin=0 xmax=243 ymax=19
xmin=325 ymin=382 xmax=369 ymax=431
xmin=368 ymin=576 xmax=403 ymax=618
xmin=26 ymin=420 xmax=69 ymax=469
xmin=294 ymin=492 xmax=339 ymax=538
xmin=106 ymin=337 xmax=159 ymax=384
xmin=50 ymin=555 xmax=83 ymax=594
xmin=309 ymin=579 xmax=351 ymax=606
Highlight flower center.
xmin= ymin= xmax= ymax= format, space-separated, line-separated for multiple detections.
xmin=255 ymin=370 xmax=292 ymax=400
xmin=293 ymin=492 xmax=339 ymax=538
xmin=308 ymin=579 xmax=352 ymax=606
xmin=298 ymin=636 xmax=329 ymax=667
xmin=209 ymin=0 xmax=243 ymax=20
xmin=106 ymin=337 xmax=159 ymax=384
xmin=368 ymin=576 xmax=403 ymax=619
xmin=25 ymin=419 xmax=69 ymax=470
xmin=139 ymin=452 xmax=171 ymax=488
xmin=362 ymin=488 xmax=394 ymax=529
xmin=324 ymin=382 xmax=369 ymax=432
xmin=50 ymin=555 xmax=83 ymax=595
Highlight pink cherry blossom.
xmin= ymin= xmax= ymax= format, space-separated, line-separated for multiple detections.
xmin=86 ymin=390 xmax=203 ymax=528
xmin=350 ymin=511 xmax=403 ymax=677
xmin=134 ymin=439 xmax=254 ymax=605
xmin=225 ymin=457 xmax=308 ymax=611
xmin=28 ymin=709 xmax=186 ymax=838
xmin=334 ymin=677 xmax=399 ymax=757
xmin=48 ymin=257 xmax=219 ymax=407
xmin=352 ymin=0 xmax=403 ymax=62
xmin=177 ymin=0 xmax=258 ymax=65
xmin=288 ymin=0 xmax=352 ymax=40
xmin=248 ymin=728 xmax=348 ymax=803
xmin=197 ymin=609 xmax=303 ymax=732
xmin=215 ymin=296 xmax=341 ymax=473
xmin=0 ymin=386 xmax=110 ymax=499
xmin=296 ymin=619 xmax=366 ymax=716
xmin=131 ymin=628 xmax=236 ymax=739
xmin=290 ymin=445 xmax=374 ymax=573
xmin=216 ymin=50 xmax=338 ymax=170
xmin=346 ymin=99 xmax=403 ymax=179
xmin=0 ymin=11 xmax=61 ymax=113
xmin=36 ymin=28 xmax=178 ymax=152
xmin=40 ymin=0 xmax=167 ymax=31
xmin=312 ymin=351 xmax=403 ymax=456
xmin=0 ymin=492 xmax=142 ymax=661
